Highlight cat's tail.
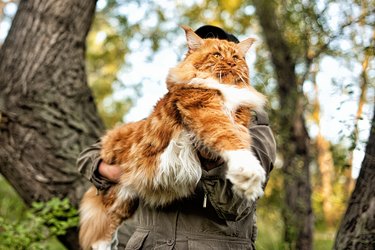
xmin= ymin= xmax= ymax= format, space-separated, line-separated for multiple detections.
xmin=79 ymin=186 xmax=113 ymax=250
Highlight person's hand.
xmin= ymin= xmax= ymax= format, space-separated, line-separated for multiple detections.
xmin=98 ymin=161 xmax=121 ymax=182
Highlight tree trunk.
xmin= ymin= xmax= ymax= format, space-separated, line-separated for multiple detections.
xmin=253 ymin=1 xmax=313 ymax=249
xmin=316 ymin=134 xmax=335 ymax=226
xmin=334 ymin=104 xmax=375 ymax=249
xmin=0 ymin=0 xmax=103 ymax=248
xmin=312 ymin=65 xmax=336 ymax=226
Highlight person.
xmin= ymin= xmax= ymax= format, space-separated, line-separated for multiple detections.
xmin=77 ymin=25 xmax=277 ymax=250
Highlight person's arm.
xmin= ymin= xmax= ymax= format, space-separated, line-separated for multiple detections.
xmin=200 ymin=110 xmax=276 ymax=221
xmin=77 ymin=141 xmax=120 ymax=191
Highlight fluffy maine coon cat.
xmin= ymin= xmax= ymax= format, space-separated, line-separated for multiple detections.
xmin=79 ymin=25 xmax=267 ymax=250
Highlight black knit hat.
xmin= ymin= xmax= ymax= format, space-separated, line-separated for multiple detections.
xmin=194 ymin=25 xmax=239 ymax=43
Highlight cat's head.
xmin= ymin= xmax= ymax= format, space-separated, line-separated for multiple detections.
xmin=179 ymin=25 xmax=255 ymax=87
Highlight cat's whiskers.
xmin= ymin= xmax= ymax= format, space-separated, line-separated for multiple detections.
xmin=236 ymin=71 xmax=248 ymax=85
xmin=238 ymin=75 xmax=246 ymax=85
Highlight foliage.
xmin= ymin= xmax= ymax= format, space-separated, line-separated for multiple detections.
xmin=86 ymin=9 xmax=134 ymax=128
xmin=257 ymin=180 xmax=335 ymax=250
xmin=0 ymin=193 xmax=77 ymax=250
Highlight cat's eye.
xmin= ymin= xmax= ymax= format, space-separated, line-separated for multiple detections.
xmin=233 ymin=55 xmax=239 ymax=61
xmin=213 ymin=52 xmax=223 ymax=59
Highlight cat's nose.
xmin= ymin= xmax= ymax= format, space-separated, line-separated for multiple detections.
xmin=227 ymin=61 xmax=236 ymax=66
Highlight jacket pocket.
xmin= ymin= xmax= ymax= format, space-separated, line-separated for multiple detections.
xmin=125 ymin=229 xmax=150 ymax=250
xmin=188 ymin=238 xmax=252 ymax=250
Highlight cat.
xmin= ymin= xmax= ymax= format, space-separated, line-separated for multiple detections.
xmin=79 ymin=25 xmax=267 ymax=250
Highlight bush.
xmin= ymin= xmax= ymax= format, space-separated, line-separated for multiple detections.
xmin=0 ymin=197 xmax=78 ymax=250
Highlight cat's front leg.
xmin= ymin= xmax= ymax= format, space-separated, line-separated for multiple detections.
xmin=223 ymin=149 xmax=266 ymax=202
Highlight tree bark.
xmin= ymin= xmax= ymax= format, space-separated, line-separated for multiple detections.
xmin=334 ymin=103 xmax=375 ymax=249
xmin=253 ymin=1 xmax=313 ymax=249
xmin=0 ymin=0 xmax=103 ymax=248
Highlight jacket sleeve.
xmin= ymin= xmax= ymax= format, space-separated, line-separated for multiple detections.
xmin=76 ymin=141 xmax=114 ymax=190
xmin=200 ymin=110 xmax=276 ymax=221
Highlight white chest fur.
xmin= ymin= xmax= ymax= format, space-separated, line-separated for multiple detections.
xmin=154 ymin=130 xmax=202 ymax=196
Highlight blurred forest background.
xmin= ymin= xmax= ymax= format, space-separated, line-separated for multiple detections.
xmin=0 ymin=0 xmax=374 ymax=249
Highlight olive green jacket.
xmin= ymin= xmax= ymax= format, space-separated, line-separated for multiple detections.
xmin=77 ymin=111 xmax=276 ymax=250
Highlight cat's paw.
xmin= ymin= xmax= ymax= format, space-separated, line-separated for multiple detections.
xmin=224 ymin=150 xmax=266 ymax=202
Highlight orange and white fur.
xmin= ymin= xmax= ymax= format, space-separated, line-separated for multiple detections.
xmin=79 ymin=25 xmax=267 ymax=250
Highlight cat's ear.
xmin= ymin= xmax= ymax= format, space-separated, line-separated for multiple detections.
xmin=181 ymin=25 xmax=204 ymax=51
xmin=238 ymin=38 xmax=256 ymax=54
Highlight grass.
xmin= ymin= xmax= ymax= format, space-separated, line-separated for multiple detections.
xmin=0 ymin=176 xmax=28 ymax=221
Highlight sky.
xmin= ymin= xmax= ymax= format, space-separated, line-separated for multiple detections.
xmin=1 ymin=1 xmax=373 ymax=178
